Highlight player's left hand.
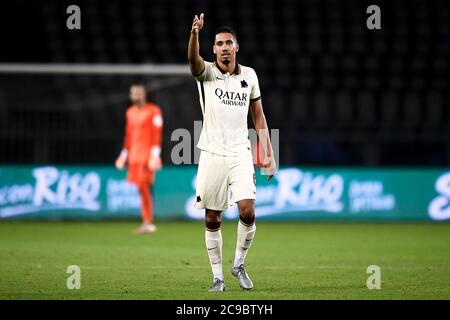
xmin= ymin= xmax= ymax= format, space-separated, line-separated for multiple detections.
xmin=148 ymin=156 xmax=162 ymax=171
xmin=262 ymin=155 xmax=277 ymax=181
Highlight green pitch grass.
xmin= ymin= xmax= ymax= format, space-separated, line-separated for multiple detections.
xmin=0 ymin=221 xmax=449 ymax=300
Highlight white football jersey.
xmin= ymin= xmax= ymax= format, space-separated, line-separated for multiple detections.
xmin=194 ymin=61 xmax=261 ymax=156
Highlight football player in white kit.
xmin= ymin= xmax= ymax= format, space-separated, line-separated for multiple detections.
xmin=188 ymin=13 xmax=277 ymax=292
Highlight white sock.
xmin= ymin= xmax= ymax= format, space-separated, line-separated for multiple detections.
xmin=233 ymin=221 xmax=256 ymax=268
xmin=205 ymin=229 xmax=223 ymax=281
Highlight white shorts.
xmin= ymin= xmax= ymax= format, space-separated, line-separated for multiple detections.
xmin=195 ymin=150 xmax=256 ymax=211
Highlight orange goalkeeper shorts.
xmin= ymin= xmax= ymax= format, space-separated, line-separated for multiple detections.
xmin=127 ymin=163 xmax=155 ymax=185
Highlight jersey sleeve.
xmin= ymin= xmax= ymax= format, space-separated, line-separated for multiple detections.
xmin=194 ymin=61 xmax=214 ymax=82
xmin=123 ymin=110 xmax=132 ymax=151
xmin=250 ymin=69 xmax=261 ymax=101
xmin=150 ymin=107 xmax=163 ymax=154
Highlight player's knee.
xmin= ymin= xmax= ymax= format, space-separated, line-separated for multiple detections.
xmin=137 ymin=184 xmax=148 ymax=194
xmin=239 ymin=203 xmax=255 ymax=225
xmin=240 ymin=213 xmax=255 ymax=225
xmin=205 ymin=210 xmax=222 ymax=230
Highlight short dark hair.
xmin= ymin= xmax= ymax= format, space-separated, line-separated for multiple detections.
xmin=215 ymin=26 xmax=238 ymax=43
xmin=131 ymin=83 xmax=146 ymax=90
xmin=130 ymin=83 xmax=148 ymax=95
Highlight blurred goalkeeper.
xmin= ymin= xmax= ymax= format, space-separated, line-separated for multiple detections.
xmin=115 ymin=84 xmax=163 ymax=234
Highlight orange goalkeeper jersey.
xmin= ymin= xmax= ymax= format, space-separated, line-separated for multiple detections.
xmin=123 ymin=103 xmax=163 ymax=165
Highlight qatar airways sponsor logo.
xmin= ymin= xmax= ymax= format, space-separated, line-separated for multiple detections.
xmin=185 ymin=168 xmax=345 ymax=219
xmin=428 ymin=172 xmax=450 ymax=221
xmin=0 ymin=167 xmax=100 ymax=218
xmin=215 ymin=88 xmax=248 ymax=107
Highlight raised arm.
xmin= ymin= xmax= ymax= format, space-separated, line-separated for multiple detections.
xmin=250 ymin=99 xmax=277 ymax=181
xmin=188 ymin=13 xmax=205 ymax=76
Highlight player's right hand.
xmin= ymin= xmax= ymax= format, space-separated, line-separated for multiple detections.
xmin=115 ymin=156 xmax=126 ymax=170
xmin=191 ymin=13 xmax=204 ymax=32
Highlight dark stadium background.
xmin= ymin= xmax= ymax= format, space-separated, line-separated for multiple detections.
xmin=0 ymin=0 xmax=448 ymax=167
xmin=1 ymin=0 xmax=450 ymax=302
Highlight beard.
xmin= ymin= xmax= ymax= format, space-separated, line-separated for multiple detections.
xmin=132 ymin=99 xmax=145 ymax=105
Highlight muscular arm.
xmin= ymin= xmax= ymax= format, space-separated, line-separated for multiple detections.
xmin=188 ymin=13 xmax=205 ymax=76
xmin=250 ymin=99 xmax=276 ymax=180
